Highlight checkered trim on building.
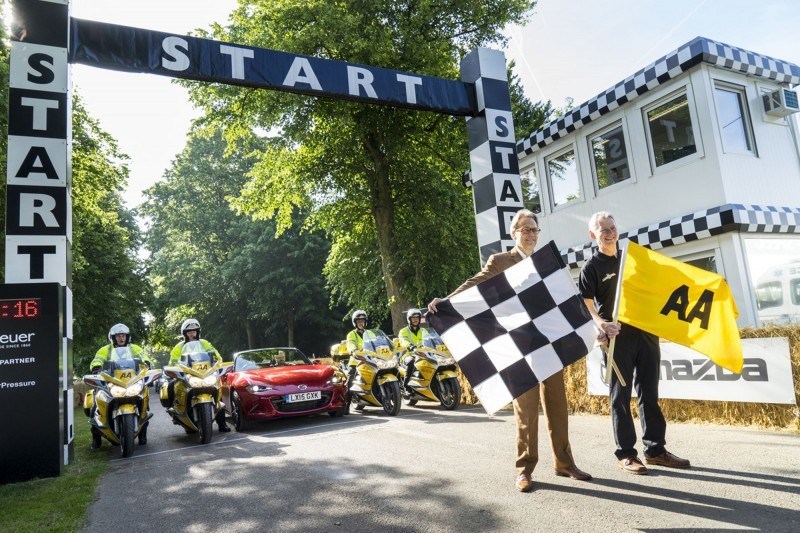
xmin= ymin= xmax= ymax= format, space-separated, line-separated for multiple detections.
xmin=518 ymin=37 xmax=800 ymax=157
xmin=562 ymin=204 xmax=800 ymax=269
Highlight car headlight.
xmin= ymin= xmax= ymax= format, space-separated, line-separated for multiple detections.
xmin=188 ymin=376 xmax=203 ymax=388
xmin=109 ymin=384 xmax=126 ymax=398
xmin=246 ymin=384 xmax=273 ymax=393
xmin=125 ymin=382 xmax=144 ymax=397
xmin=328 ymin=374 xmax=343 ymax=384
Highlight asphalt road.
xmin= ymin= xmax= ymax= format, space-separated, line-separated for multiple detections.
xmin=82 ymin=399 xmax=800 ymax=532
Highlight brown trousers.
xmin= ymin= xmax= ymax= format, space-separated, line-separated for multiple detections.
xmin=513 ymin=369 xmax=575 ymax=475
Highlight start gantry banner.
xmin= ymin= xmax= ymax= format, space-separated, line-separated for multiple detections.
xmin=69 ymin=18 xmax=475 ymax=116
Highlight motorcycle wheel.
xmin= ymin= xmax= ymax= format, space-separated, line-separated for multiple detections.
xmin=196 ymin=403 xmax=214 ymax=444
xmin=231 ymin=392 xmax=251 ymax=432
xmin=381 ymin=381 xmax=402 ymax=416
xmin=439 ymin=378 xmax=461 ymax=410
xmin=119 ymin=413 xmax=136 ymax=458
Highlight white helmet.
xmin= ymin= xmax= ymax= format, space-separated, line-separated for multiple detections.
xmin=406 ymin=308 xmax=422 ymax=325
xmin=181 ymin=318 xmax=201 ymax=339
xmin=108 ymin=323 xmax=131 ymax=346
xmin=351 ymin=310 xmax=367 ymax=327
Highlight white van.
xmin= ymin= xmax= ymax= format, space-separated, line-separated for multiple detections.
xmin=754 ymin=261 xmax=800 ymax=324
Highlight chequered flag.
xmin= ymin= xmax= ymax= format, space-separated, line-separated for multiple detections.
xmin=429 ymin=241 xmax=597 ymax=414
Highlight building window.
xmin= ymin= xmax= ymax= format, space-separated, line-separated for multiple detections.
xmin=684 ymin=255 xmax=717 ymax=273
xmin=589 ymin=123 xmax=631 ymax=191
xmin=520 ymin=165 xmax=541 ymax=214
xmin=546 ymin=147 xmax=581 ymax=208
xmin=645 ymin=92 xmax=697 ymax=167
xmin=714 ymin=82 xmax=754 ymax=154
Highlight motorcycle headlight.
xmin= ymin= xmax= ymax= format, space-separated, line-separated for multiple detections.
xmin=109 ymin=384 xmax=126 ymax=398
xmin=125 ymin=382 xmax=144 ymax=397
xmin=188 ymin=376 xmax=204 ymax=388
xmin=437 ymin=356 xmax=456 ymax=366
xmin=202 ymin=376 xmax=218 ymax=387
xmin=246 ymin=384 xmax=273 ymax=393
xmin=376 ymin=358 xmax=397 ymax=370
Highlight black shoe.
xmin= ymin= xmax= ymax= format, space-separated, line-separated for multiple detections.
xmin=139 ymin=432 xmax=147 ymax=445
xmin=91 ymin=432 xmax=102 ymax=450
xmin=218 ymin=423 xmax=231 ymax=433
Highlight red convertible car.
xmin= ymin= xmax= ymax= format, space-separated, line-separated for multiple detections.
xmin=223 ymin=347 xmax=349 ymax=431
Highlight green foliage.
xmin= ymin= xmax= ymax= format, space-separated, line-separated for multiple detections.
xmin=142 ymin=131 xmax=343 ymax=356
xmin=183 ymin=0 xmax=537 ymax=333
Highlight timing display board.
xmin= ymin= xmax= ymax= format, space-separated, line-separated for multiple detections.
xmin=0 ymin=282 xmax=64 ymax=484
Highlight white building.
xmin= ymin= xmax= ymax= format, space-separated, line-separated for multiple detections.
xmin=515 ymin=37 xmax=800 ymax=327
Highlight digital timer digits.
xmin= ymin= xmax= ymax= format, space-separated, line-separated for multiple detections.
xmin=0 ymin=298 xmax=40 ymax=319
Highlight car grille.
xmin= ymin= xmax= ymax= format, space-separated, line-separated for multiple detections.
xmin=273 ymin=391 xmax=332 ymax=413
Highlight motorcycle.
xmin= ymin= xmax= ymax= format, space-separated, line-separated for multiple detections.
xmin=398 ymin=328 xmax=461 ymax=410
xmin=82 ymin=348 xmax=161 ymax=458
xmin=344 ymin=329 xmax=403 ymax=416
xmin=159 ymin=340 xmax=230 ymax=444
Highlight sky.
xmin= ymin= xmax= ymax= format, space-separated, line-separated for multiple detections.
xmin=70 ymin=0 xmax=800 ymax=208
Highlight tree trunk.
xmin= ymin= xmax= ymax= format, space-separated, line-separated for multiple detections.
xmin=286 ymin=308 xmax=295 ymax=347
xmin=245 ymin=320 xmax=258 ymax=350
xmin=363 ymin=130 xmax=410 ymax=335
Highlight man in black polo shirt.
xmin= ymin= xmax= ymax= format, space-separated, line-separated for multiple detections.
xmin=579 ymin=211 xmax=690 ymax=475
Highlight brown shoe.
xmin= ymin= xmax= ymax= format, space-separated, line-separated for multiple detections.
xmin=554 ymin=465 xmax=592 ymax=481
xmin=618 ymin=456 xmax=648 ymax=475
xmin=515 ymin=473 xmax=534 ymax=492
xmin=644 ymin=451 xmax=691 ymax=469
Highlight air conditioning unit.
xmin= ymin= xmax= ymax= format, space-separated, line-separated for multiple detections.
xmin=763 ymin=88 xmax=799 ymax=117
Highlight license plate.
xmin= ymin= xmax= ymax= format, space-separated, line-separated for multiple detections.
xmin=285 ymin=391 xmax=321 ymax=403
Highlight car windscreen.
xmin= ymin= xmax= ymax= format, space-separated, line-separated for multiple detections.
xmin=235 ymin=349 xmax=310 ymax=371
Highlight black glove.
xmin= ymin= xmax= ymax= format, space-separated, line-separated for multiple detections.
xmin=91 ymin=366 xmax=101 ymax=374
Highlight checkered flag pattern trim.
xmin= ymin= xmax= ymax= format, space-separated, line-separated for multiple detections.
xmin=560 ymin=204 xmax=800 ymax=269
xmin=517 ymin=37 xmax=800 ymax=156
xmin=429 ymin=241 xmax=596 ymax=414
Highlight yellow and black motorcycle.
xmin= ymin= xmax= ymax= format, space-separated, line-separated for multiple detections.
xmin=83 ymin=349 xmax=161 ymax=458
xmin=345 ymin=329 xmax=403 ymax=416
xmin=399 ymin=328 xmax=461 ymax=410
xmin=159 ymin=341 xmax=230 ymax=444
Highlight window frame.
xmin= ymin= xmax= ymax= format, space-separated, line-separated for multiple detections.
xmin=674 ymin=248 xmax=724 ymax=277
xmin=642 ymin=86 xmax=703 ymax=174
xmin=519 ymin=162 xmax=543 ymax=216
xmin=544 ymin=144 xmax=583 ymax=211
xmin=586 ymin=119 xmax=635 ymax=196
xmin=712 ymin=80 xmax=757 ymax=156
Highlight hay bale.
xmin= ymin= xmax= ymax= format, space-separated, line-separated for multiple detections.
xmin=457 ymin=325 xmax=800 ymax=432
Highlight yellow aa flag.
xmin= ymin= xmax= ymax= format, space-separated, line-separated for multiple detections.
xmin=617 ymin=241 xmax=743 ymax=373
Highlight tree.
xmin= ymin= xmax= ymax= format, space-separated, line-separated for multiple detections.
xmin=183 ymin=0 xmax=537 ymax=333
xmin=142 ymin=131 xmax=343 ymax=356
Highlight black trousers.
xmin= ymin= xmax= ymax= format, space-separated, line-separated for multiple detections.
xmin=606 ymin=325 xmax=667 ymax=460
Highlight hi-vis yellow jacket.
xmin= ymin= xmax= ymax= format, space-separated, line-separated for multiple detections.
xmin=90 ymin=344 xmax=153 ymax=371
xmin=397 ymin=326 xmax=426 ymax=347
xmin=169 ymin=339 xmax=221 ymax=366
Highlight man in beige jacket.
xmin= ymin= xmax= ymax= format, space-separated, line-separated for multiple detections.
xmin=429 ymin=208 xmax=591 ymax=493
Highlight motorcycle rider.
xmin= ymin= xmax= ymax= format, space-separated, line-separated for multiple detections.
xmin=168 ymin=318 xmax=231 ymax=432
xmin=89 ymin=323 xmax=155 ymax=448
xmin=397 ymin=308 xmax=426 ymax=392
xmin=345 ymin=310 xmax=368 ymax=404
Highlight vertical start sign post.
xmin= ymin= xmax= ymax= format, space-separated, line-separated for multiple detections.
xmin=2 ymin=0 xmax=74 ymax=483
xmin=2 ymin=3 xmax=521 ymax=482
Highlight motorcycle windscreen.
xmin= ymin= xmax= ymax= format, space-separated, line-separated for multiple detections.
xmin=184 ymin=351 xmax=214 ymax=371
xmin=362 ymin=329 xmax=394 ymax=359
xmin=421 ymin=328 xmax=449 ymax=353
xmin=103 ymin=357 xmax=138 ymax=373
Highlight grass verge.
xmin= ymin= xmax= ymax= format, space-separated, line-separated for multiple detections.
xmin=0 ymin=407 xmax=108 ymax=532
